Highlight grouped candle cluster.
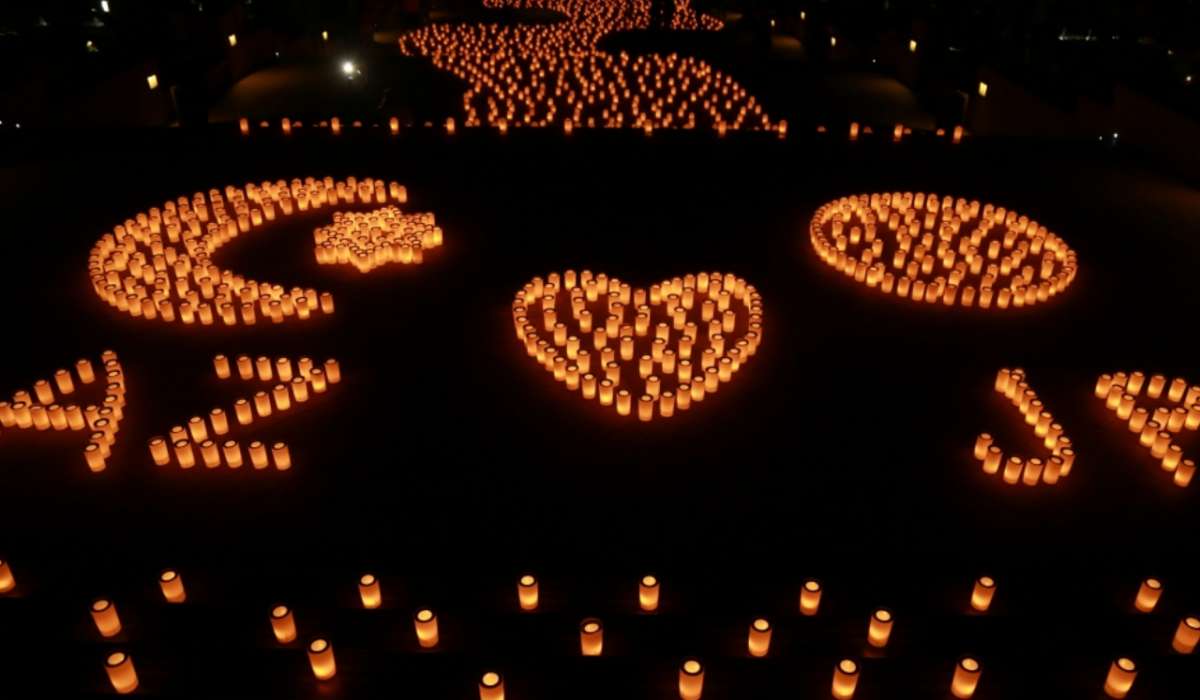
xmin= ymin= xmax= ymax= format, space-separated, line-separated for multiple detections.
xmin=974 ymin=368 xmax=1077 ymax=486
xmin=810 ymin=193 xmax=1078 ymax=309
xmin=511 ymin=270 xmax=763 ymax=421
xmin=88 ymin=177 xmax=410 ymax=327
xmin=3 ymin=560 xmax=1194 ymax=698
xmin=147 ymin=355 xmax=341 ymax=471
xmin=0 ymin=351 xmax=126 ymax=472
xmin=313 ymin=205 xmax=444 ymax=273
xmin=397 ymin=0 xmax=777 ymax=133
xmin=1095 ymin=371 xmax=1198 ymax=488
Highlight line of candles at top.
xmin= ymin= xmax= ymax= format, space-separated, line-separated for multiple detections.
xmin=810 ymin=192 xmax=1078 ymax=310
xmin=313 ymin=205 xmax=444 ymax=273
xmin=147 ymin=355 xmax=341 ymax=470
xmin=0 ymin=351 xmax=126 ymax=473
xmin=5 ymin=561 xmax=1194 ymax=697
xmin=512 ymin=270 xmax=763 ymax=421
xmin=398 ymin=0 xmax=780 ymax=134
xmin=975 ymin=368 xmax=1077 ymax=486
xmin=88 ymin=177 xmax=409 ymax=327
xmin=1095 ymin=371 xmax=1198 ymax=487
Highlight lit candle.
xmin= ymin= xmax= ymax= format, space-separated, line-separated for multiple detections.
xmin=640 ymin=575 xmax=660 ymax=611
xmin=800 ymin=579 xmax=822 ymax=615
xmin=91 ymin=598 xmax=122 ymax=638
xmin=832 ymin=658 xmax=859 ymax=699
xmin=580 ymin=617 xmax=603 ymax=655
xmin=105 ymin=652 xmax=139 ymax=694
xmin=518 ymin=574 xmax=539 ymax=610
xmin=970 ymin=576 xmax=996 ymax=612
xmin=223 ymin=440 xmax=243 ymax=468
xmin=1103 ymin=657 xmax=1136 ymax=698
xmin=308 ymin=638 xmax=337 ymax=680
xmin=248 ymin=441 xmax=269 ymax=469
xmin=747 ymin=618 xmax=772 ymax=657
xmin=951 ymin=657 xmax=981 ymax=698
xmin=867 ymin=608 xmax=894 ymax=648
xmin=678 ymin=658 xmax=704 ymax=700
xmin=270 ymin=605 xmax=297 ymax=643
xmin=358 ymin=574 xmax=382 ymax=608
xmin=1134 ymin=578 xmax=1163 ymax=612
xmin=1173 ymin=616 xmax=1200 ymax=654
xmin=479 ymin=671 xmax=504 ymax=700
xmin=415 ymin=608 xmax=439 ymax=648
xmin=271 ymin=442 xmax=291 ymax=470
xmin=0 ymin=560 xmax=14 ymax=593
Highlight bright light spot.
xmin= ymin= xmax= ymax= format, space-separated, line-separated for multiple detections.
xmin=800 ymin=11 xmax=806 ymax=20
xmin=909 ymin=39 xmax=917 ymax=53
xmin=341 ymin=61 xmax=356 ymax=76
xmin=227 ymin=34 xmax=237 ymax=47
xmin=1187 ymin=75 xmax=1194 ymax=84
xmin=322 ymin=30 xmax=329 ymax=41
xmin=1112 ymin=132 xmax=1119 ymax=139
xmin=977 ymin=81 xmax=989 ymax=98
xmin=146 ymin=74 xmax=159 ymax=90
xmin=830 ymin=36 xmax=837 ymax=47
xmin=770 ymin=19 xmax=775 ymax=28
xmin=100 ymin=0 xmax=110 ymax=12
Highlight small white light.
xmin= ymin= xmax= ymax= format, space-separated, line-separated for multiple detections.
xmin=322 ymin=30 xmax=329 ymax=41
xmin=1186 ymin=75 xmax=1193 ymax=84
xmin=101 ymin=0 xmax=110 ymax=12
xmin=341 ymin=61 xmax=356 ymax=75
xmin=1112 ymin=132 xmax=1119 ymax=139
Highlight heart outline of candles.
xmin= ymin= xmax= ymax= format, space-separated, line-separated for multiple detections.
xmin=0 ymin=350 xmax=127 ymax=473
xmin=974 ymin=368 xmax=1076 ymax=487
xmin=148 ymin=354 xmax=342 ymax=471
xmin=1094 ymin=371 xmax=1198 ymax=487
xmin=512 ymin=269 xmax=763 ymax=422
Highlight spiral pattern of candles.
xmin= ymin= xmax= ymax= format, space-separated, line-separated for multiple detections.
xmin=512 ymin=270 xmax=763 ymax=421
xmin=397 ymin=0 xmax=779 ymax=133
xmin=975 ymin=368 xmax=1077 ymax=486
xmin=810 ymin=193 xmax=1078 ymax=309
xmin=1095 ymin=371 xmax=1197 ymax=487
xmin=314 ymin=205 xmax=444 ymax=273
xmin=148 ymin=355 xmax=340 ymax=471
xmin=87 ymin=177 xmax=410 ymax=327
xmin=0 ymin=351 xmax=126 ymax=473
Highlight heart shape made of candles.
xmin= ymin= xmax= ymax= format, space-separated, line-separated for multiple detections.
xmin=1095 ymin=371 xmax=1198 ymax=488
xmin=511 ymin=270 xmax=763 ymax=421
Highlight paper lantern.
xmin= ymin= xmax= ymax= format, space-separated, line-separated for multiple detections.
xmin=867 ymin=608 xmax=893 ymax=648
xmin=160 ymin=569 xmax=186 ymax=603
xmin=105 ymin=652 xmax=138 ymax=694
xmin=308 ymin=638 xmax=336 ymax=681
xmin=1177 ymin=460 xmax=1196 ymax=487
xmin=518 ymin=574 xmax=539 ymax=610
xmin=173 ymin=440 xmax=195 ymax=468
xmin=0 ymin=560 xmax=14 ymax=593
xmin=800 ymin=579 xmax=822 ymax=615
xmin=678 ymin=659 xmax=704 ymax=700
xmin=1134 ymin=578 xmax=1162 ymax=612
xmin=639 ymin=575 xmax=660 ymax=611
xmin=1173 ymin=616 xmax=1200 ymax=654
xmin=747 ymin=618 xmax=771 ymax=657
xmin=271 ymin=442 xmax=291 ymax=470
xmin=971 ymin=576 xmax=995 ymax=612
xmin=580 ymin=618 xmax=603 ymax=655
xmin=415 ymin=609 xmax=439 ymax=648
xmin=479 ymin=671 xmax=504 ymax=700
xmin=270 ymin=605 xmax=297 ymax=643
xmin=1104 ymin=658 xmax=1136 ymax=698
xmin=91 ymin=598 xmax=122 ymax=637
xmin=248 ymin=441 xmax=269 ymax=469
xmin=951 ymin=657 xmax=981 ymax=698
xmin=359 ymin=574 xmax=382 ymax=608
xmin=832 ymin=658 xmax=859 ymax=699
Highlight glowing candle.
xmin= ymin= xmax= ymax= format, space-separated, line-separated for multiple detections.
xmin=974 ymin=433 xmax=993 ymax=460
xmin=213 ymin=355 xmax=231 ymax=378
xmin=1104 ymin=658 xmax=1136 ymax=698
xmin=951 ymin=657 xmax=981 ymax=698
xmin=360 ymin=574 xmax=382 ymax=608
xmin=580 ymin=617 xmax=603 ymax=655
xmin=91 ymin=598 xmax=122 ymax=637
xmin=308 ymin=638 xmax=336 ymax=680
xmin=174 ymin=440 xmax=196 ymax=469
xmin=77 ymin=358 xmax=96 ymax=384
xmin=159 ymin=569 xmax=186 ymax=603
xmin=678 ymin=659 xmax=704 ymax=700
xmin=234 ymin=399 xmax=253 ymax=425
xmin=270 ymin=605 xmax=297 ymax=643
xmin=415 ymin=609 xmax=439 ymax=648
xmin=1134 ymin=578 xmax=1163 ymax=612
xmin=799 ymin=579 xmax=822 ymax=615
xmin=271 ymin=442 xmax=291 ymax=470
xmin=971 ymin=576 xmax=995 ymax=612
xmin=867 ymin=608 xmax=893 ymax=648
xmin=0 ymin=560 xmax=14 ymax=593
xmin=85 ymin=443 xmax=107 ymax=472
xmin=324 ymin=358 xmax=341 ymax=384
xmin=105 ymin=652 xmax=138 ymax=694
xmin=209 ymin=408 xmax=229 ymax=436
xmin=832 ymin=658 xmax=859 ymax=699
xmin=1173 ymin=616 xmax=1200 ymax=654
xmin=237 ymin=355 xmax=254 ymax=380
xmin=1176 ymin=460 xmax=1196 ymax=487
xmin=518 ymin=574 xmax=539 ymax=610
xmin=479 ymin=671 xmax=504 ymax=700
xmin=747 ymin=618 xmax=772 ymax=657
xmin=640 ymin=575 xmax=660 ymax=611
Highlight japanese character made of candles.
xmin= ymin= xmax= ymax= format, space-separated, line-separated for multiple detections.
xmin=1095 ymin=371 xmax=1198 ymax=486
xmin=976 ymin=368 xmax=1076 ymax=487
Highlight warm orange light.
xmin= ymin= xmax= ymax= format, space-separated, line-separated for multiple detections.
xmin=867 ymin=608 xmax=893 ymax=648
xmin=159 ymin=569 xmax=186 ymax=603
xmin=308 ymin=638 xmax=337 ymax=680
xmin=415 ymin=608 xmax=440 ymax=648
xmin=359 ymin=574 xmax=382 ymax=608
xmin=678 ymin=658 xmax=704 ymax=700
xmin=747 ymin=618 xmax=772 ymax=657
xmin=228 ymin=34 xmax=237 ymax=47
xmin=1134 ymin=578 xmax=1163 ymax=612
xmin=1104 ymin=657 xmax=1136 ymax=698
xmin=239 ymin=117 xmax=249 ymax=135
xmin=951 ymin=657 xmax=981 ymax=698
xmin=479 ymin=671 xmax=504 ymax=700
xmin=971 ymin=576 xmax=996 ymax=612
xmin=105 ymin=651 xmax=138 ymax=694
xmin=147 ymin=74 xmax=159 ymax=90
xmin=832 ymin=658 xmax=859 ymax=699
xmin=91 ymin=598 xmax=122 ymax=637
xmin=0 ymin=560 xmax=14 ymax=593
xmin=799 ymin=578 xmax=822 ymax=615
xmin=1173 ymin=616 xmax=1200 ymax=654
xmin=580 ymin=617 xmax=603 ymax=655
xmin=518 ymin=574 xmax=539 ymax=610
xmin=977 ymin=81 xmax=988 ymax=98
xmin=639 ymin=574 xmax=660 ymax=611
xmin=270 ymin=605 xmax=297 ymax=643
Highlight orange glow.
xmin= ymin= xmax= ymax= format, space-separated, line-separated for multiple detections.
xmin=415 ymin=609 xmax=440 ymax=648
xmin=951 ymin=657 xmax=981 ymax=698
xmin=314 ymin=205 xmax=443 ymax=273
xmin=159 ymin=569 xmax=186 ymax=603
xmin=971 ymin=576 xmax=996 ymax=612
xmin=747 ymin=618 xmax=772 ymax=657
xmin=580 ymin=617 xmax=603 ymax=655
xmin=479 ymin=671 xmax=505 ymax=700
xmin=832 ymin=658 xmax=859 ymax=699
xmin=359 ymin=574 xmax=382 ymax=608
xmin=867 ymin=608 xmax=893 ymax=648
xmin=639 ymin=574 xmax=660 ymax=611
xmin=1104 ymin=657 xmax=1137 ymax=698
xmin=105 ymin=652 xmax=139 ymax=694
xmin=270 ymin=605 xmax=297 ymax=643
xmin=308 ymin=638 xmax=337 ymax=681
xmin=1134 ymin=578 xmax=1163 ymax=612
xmin=1173 ymin=616 xmax=1200 ymax=654
xmin=800 ymin=579 xmax=822 ymax=615
xmin=91 ymin=598 xmax=122 ymax=637
xmin=976 ymin=368 xmax=1076 ymax=486
xmin=1096 ymin=371 xmax=1196 ymax=486
xmin=678 ymin=658 xmax=704 ymax=700
xmin=0 ymin=560 xmax=13 ymax=593
xmin=518 ymin=574 xmax=539 ymax=610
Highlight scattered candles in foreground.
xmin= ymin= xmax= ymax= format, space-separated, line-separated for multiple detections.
xmin=810 ymin=193 xmax=1078 ymax=310
xmin=105 ymin=651 xmax=138 ymax=694
xmin=270 ymin=605 xmax=297 ymax=643
xmin=91 ymin=598 xmax=122 ymax=637
xmin=415 ymin=609 xmax=440 ymax=648
xmin=479 ymin=671 xmax=504 ymax=700
xmin=951 ymin=657 xmax=982 ymax=698
xmin=308 ymin=638 xmax=337 ymax=680
xmin=1173 ymin=616 xmax=1200 ymax=654
xmin=867 ymin=608 xmax=894 ymax=648
xmin=678 ymin=658 xmax=704 ymax=700
xmin=976 ymin=369 xmax=1076 ymax=486
xmin=1096 ymin=370 xmax=1196 ymax=486
xmin=580 ymin=618 xmax=603 ymax=655
xmin=1134 ymin=578 xmax=1163 ymax=612
xmin=747 ymin=618 xmax=772 ymax=657
xmin=359 ymin=574 xmax=382 ymax=608
xmin=159 ymin=569 xmax=186 ymax=603
xmin=1104 ymin=657 xmax=1137 ymax=698
xmin=832 ymin=658 xmax=859 ymax=699
xmin=639 ymin=575 xmax=660 ymax=611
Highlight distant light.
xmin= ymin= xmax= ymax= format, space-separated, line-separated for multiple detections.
xmin=1112 ymin=132 xmax=1119 ymax=140
xmin=86 ymin=39 xmax=97 ymax=52
xmin=227 ymin=34 xmax=237 ymax=47
xmin=341 ymin=60 xmax=356 ymax=76
xmin=800 ymin=11 xmax=806 ymax=21
xmin=322 ymin=30 xmax=329 ymax=41
xmin=770 ymin=19 xmax=775 ymax=28
xmin=146 ymin=74 xmax=159 ymax=90
xmin=909 ymin=39 xmax=917 ymax=53
xmin=100 ymin=0 xmax=110 ymax=12
xmin=830 ymin=36 xmax=837 ymax=47
xmin=275 ymin=51 xmax=280 ymax=58
xmin=1187 ymin=75 xmax=1194 ymax=84
xmin=977 ymin=81 xmax=989 ymax=98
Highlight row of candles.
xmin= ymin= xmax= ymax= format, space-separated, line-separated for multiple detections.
xmin=511 ymin=270 xmax=763 ymax=420
xmin=810 ymin=192 xmax=1078 ymax=310
xmin=1096 ymin=371 xmax=1198 ymax=487
xmin=88 ymin=177 xmax=411 ymax=327
xmin=398 ymin=0 xmax=777 ymax=133
xmin=1 ymin=562 xmax=1195 ymax=697
xmin=147 ymin=355 xmax=341 ymax=470
xmin=974 ymin=368 xmax=1077 ymax=486
xmin=313 ymin=206 xmax=444 ymax=273
xmin=0 ymin=351 xmax=126 ymax=472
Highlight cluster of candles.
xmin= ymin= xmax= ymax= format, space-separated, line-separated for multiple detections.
xmin=313 ymin=205 xmax=444 ymax=273
xmin=511 ymin=270 xmax=763 ymax=421
xmin=147 ymin=355 xmax=341 ymax=471
xmin=809 ymin=192 xmax=1078 ymax=309
xmin=2 ymin=563 xmax=1195 ymax=698
xmin=0 ymin=351 xmax=126 ymax=472
xmin=1095 ymin=372 xmax=1198 ymax=487
xmin=88 ymin=177 xmax=410 ymax=327
xmin=974 ymin=368 xmax=1077 ymax=486
xmin=397 ymin=0 xmax=778 ymax=133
